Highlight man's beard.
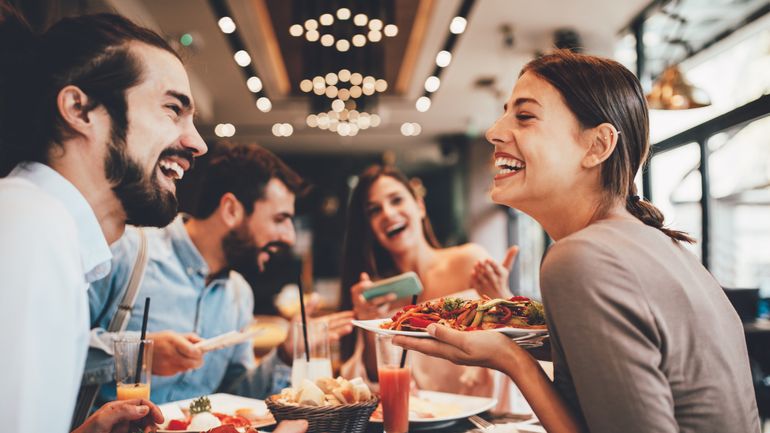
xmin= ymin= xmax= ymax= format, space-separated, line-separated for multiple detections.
xmin=222 ymin=220 xmax=290 ymax=275
xmin=104 ymin=136 xmax=188 ymax=228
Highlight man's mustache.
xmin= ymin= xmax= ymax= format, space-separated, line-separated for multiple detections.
xmin=261 ymin=241 xmax=292 ymax=256
xmin=159 ymin=148 xmax=195 ymax=170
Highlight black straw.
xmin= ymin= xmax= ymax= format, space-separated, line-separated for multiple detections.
xmin=399 ymin=294 xmax=419 ymax=368
xmin=134 ymin=297 xmax=150 ymax=384
xmin=297 ymin=281 xmax=310 ymax=362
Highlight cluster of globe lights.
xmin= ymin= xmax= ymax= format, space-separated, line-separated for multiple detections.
xmin=306 ymin=108 xmax=382 ymax=137
xmin=289 ymin=8 xmax=398 ymax=51
xmin=300 ymin=69 xmax=388 ymax=100
xmin=414 ymin=16 xmax=468 ymax=113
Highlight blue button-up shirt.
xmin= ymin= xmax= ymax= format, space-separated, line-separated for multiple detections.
xmin=87 ymin=216 xmax=290 ymax=404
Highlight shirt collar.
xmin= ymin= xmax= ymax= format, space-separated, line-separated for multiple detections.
xmin=9 ymin=162 xmax=112 ymax=282
xmin=167 ymin=214 xmax=212 ymax=279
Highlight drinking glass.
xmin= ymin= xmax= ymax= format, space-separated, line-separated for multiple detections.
xmin=114 ymin=338 xmax=153 ymax=400
xmin=376 ymin=333 xmax=410 ymax=433
xmin=291 ymin=321 xmax=332 ymax=385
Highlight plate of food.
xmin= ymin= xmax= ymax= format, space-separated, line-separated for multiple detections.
xmin=157 ymin=393 xmax=275 ymax=432
xmin=369 ymin=390 xmax=497 ymax=429
xmin=353 ymin=296 xmax=548 ymax=338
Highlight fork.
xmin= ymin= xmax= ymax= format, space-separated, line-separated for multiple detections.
xmin=469 ymin=415 xmax=495 ymax=431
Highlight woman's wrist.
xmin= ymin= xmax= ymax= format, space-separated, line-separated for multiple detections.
xmin=498 ymin=341 xmax=535 ymax=382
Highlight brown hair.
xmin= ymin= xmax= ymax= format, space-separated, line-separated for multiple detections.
xmin=521 ymin=50 xmax=694 ymax=243
xmin=339 ymin=165 xmax=440 ymax=358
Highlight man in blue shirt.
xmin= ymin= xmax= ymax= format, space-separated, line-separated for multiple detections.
xmin=87 ymin=143 xmax=353 ymax=405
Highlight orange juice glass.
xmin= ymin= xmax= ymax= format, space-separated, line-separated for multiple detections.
xmin=375 ymin=334 xmax=410 ymax=433
xmin=114 ymin=338 xmax=153 ymax=400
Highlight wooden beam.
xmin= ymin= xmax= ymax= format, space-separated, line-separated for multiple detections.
xmin=396 ymin=0 xmax=435 ymax=95
xmin=250 ymin=0 xmax=290 ymax=95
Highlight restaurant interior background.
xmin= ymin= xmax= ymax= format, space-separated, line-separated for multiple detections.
xmin=15 ymin=0 xmax=770 ymax=408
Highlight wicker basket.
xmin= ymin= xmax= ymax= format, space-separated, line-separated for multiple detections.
xmin=266 ymin=395 xmax=380 ymax=433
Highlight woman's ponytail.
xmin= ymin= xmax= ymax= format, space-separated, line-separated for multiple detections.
xmin=625 ymin=184 xmax=695 ymax=243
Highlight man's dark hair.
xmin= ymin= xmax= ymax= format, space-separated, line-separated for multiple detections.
xmin=192 ymin=143 xmax=309 ymax=218
xmin=0 ymin=4 xmax=178 ymax=175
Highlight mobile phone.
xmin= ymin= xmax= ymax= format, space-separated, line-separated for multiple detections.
xmin=362 ymin=271 xmax=424 ymax=301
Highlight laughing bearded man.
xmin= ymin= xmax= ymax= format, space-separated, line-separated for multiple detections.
xmin=86 ymin=143 xmax=354 ymax=406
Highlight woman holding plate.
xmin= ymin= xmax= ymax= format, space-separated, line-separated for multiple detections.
xmin=338 ymin=164 xmax=523 ymax=410
xmin=394 ymin=50 xmax=759 ymax=433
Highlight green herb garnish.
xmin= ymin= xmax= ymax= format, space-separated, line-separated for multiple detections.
xmin=526 ymin=301 xmax=546 ymax=325
xmin=189 ymin=396 xmax=212 ymax=415
xmin=442 ymin=297 xmax=466 ymax=312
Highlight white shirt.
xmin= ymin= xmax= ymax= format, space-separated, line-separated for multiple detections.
xmin=0 ymin=162 xmax=111 ymax=433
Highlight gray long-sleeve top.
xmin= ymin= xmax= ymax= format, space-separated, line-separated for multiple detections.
xmin=540 ymin=219 xmax=759 ymax=433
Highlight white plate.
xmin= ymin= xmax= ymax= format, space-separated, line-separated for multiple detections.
xmin=370 ymin=390 xmax=497 ymax=424
xmin=352 ymin=318 xmax=548 ymax=338
xmin=156 ymin=393 xmax=275 ymax=432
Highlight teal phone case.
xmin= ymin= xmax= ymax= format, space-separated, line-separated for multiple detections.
xmin=362 ymin=271 xmax=424 ymax=301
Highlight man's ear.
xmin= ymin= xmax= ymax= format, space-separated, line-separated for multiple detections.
xmin=218 ymin=193 xmax=245 ymax=228
xmin=57 ymin=85 xmax=98 ymax=137
xmin=582 ymin=123 xmax=619 ymax=169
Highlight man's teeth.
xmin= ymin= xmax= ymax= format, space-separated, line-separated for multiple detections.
xmin=495 ymin=156 xmax=525 ymax=174
xmin=159 ymin=160 xmax=184 ymax=180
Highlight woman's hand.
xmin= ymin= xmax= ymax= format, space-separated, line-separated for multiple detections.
xmin=350 ymin=272 xmax=396 ymax=320
xmin=71 ymin=399 xmax=163 ymax=433
xmin=392 ymin=323 xmax=517 ymax=372
xmin=470 ymin=246 xmax=519 ymax=299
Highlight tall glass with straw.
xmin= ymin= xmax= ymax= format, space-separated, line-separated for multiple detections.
xmin=114 ymin=297 xmax=152 ymax=400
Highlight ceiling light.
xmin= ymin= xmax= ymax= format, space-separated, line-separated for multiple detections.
xmin=289 ymin=24 xmax=303 ymax=37
xmin=325 ymin=73 xmax=338 ymax=85
xmin=384 ymin=24 xmax=398 ymax=37
xmin=412 ymin=123 xmax=422 ymax=135
xmin=272 ymin=123 xmax=282 ymax=136
xmin=320 ymin=34 xmax=335 ymax=47
xmin=369 ymin=19 xmax=383 ymax=31
xmin=319 ymin=13 xmax=334 ymax=26
xmin=338 ymin=88 xmax=350 ymax=100
xmin=313 ymin=76 xmax=325 ymax=90
xmin=306 ymin=30 xmax=319 ymax=42
xmin=354 ymin=14 xmax=368 ymax=26
xmin=350 ymin=86 xmax=362 ymax=98
xmin=424 ymin=76 xmax=440 ymax=93
xmin=646 ymin=65 xmax=711 ymax=110
xmin=367 ymin=30 xmax=382 ymax=42
xmin=304 ymin=19 xmax=318 ymax=31
xmin=338 ymin=122 xmax=351 ymax=136
xmin=370 ymin=114 xmax=381 ymax=127
xmin=222 ymin=123 xmax=235 ymax=137
xmin=234 ymin=50 xmax=251 ymax=67
xmin=313 ymin=86 xmax=325 ymax=95
xmin=401 ymin=122 xmax=415 ymax=136
xmin=416 ymin=96 xmax=431 ymax=112
xmin=332 ymin=99 xmax=345 ymax=112
xmin=358 ymin=114 xmax=371 ymax=129
xmin=214 ymin=123 xmax=225 ymax=137
xmin=349 ymin=124 xmax=359 ymax=136
xmin=338 ymin=69 xmax=351 ymax=82
xmin=436 ymin=50 xmax=452 ymax=67
xmin=375 ymin=79 xmax=388 ymax=92
xmin=449 ymin=16 xmax=467 ymax=34
xmin=300 ymin=79 xmax=312 ymax=92
xmin=306 ymin=114 xmax=318 ymax=127
xmin=218 ymin=17 xmax=236 ymax=34
xmin=279 ymin=123 xmax=293 ymax=137
xmin=337 ymin=8 xmax=351 ymax=20
xmin=352 ymin=34 xmax=367 ymax=47
xmin=350 ymin=73 xmax=363 ymax=86
xmin=256 ymin=97 xmax=272 ymax=112
xmin=325 ymin=86 xmax=338 ymax=98
xmin=179 ymin=33 xmax=194 ymax=47
xmin=247 ymin=76 xmax=263 ymax=93
xmin=362 ymin=85 xmax=375 ymax=96
xmin=336 ymin=39 xmax=350 ymax=52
